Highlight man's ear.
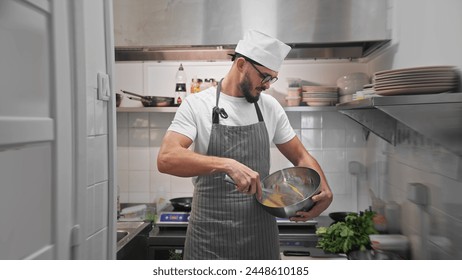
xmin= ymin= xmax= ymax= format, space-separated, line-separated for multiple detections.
xmin=235 ymin=57 xmax=247 ymax=73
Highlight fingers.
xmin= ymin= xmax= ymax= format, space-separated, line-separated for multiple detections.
xmin=237 ymin=186 xmax=253 ymax=195
xmin=289 ymin=188 xmax=334 ymax=222
xmin=310 ymin=192 xmax=325 ymax=203
xmin=240 ymin=184 xmax=251 ymax=193
xmin=290 ymin=212 xmax=313 ymax=222
xmin=256 ymin=180 xmax=262 ymax=200
xmin=239 ymin=177 xmax=258 ymax=195
xmin=289 ymin=208 xmax=321 ymax=222
xmin=225 ymin=161 xmax=261 ymax=195
xmin=225 ymin=173 xmax=259 ymax=195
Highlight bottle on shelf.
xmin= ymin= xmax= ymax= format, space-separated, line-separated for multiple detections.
xmin=210 ymin=78 xmax=217 ymax=88
xmin=190 ymin=76 xmax=200 ymax=94
xmin=197 ymin=79 xmax=203 ymax=92
xmin=175 ymin=63 xmax=187 ymax=105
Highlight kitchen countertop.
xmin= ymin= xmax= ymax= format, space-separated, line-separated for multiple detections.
xmin=117 ymin=221 xmax=152 ymax=252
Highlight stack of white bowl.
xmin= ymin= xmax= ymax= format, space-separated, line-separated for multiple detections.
xmin=336 ymin=72 xmax=370 ymax=103
xmin=285 ymin=78 xmax=302 ymax=106
xmin=302 ymin=86 xmax=338 ymax=106
xmin=285 ymin=87 xmax=301 ymax=106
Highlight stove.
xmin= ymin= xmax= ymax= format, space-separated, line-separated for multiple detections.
xmin=155 ymin=211 xmax=317 ymax=227
xmin=148 ymin=205 xmax=190 ymax=259
xmin=148 ymin=204 xmax=333 ymax=260
xmin=156 ymin=211 xmax=190 ymax=226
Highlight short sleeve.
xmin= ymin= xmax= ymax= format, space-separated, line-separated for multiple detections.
xmin=272 ymin=103 xmax=296 ymax=145
xmin=167 ymin=99 xmax=197 ymax=142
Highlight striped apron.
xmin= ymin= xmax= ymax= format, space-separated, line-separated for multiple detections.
xmin=183 ymin=81 xmax=280 ymax=260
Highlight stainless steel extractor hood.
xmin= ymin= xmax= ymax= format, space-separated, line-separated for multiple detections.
xmin=113 ymin=0 xmax=391 ymax=61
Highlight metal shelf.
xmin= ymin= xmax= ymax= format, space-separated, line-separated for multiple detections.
xmin=337 ymin=93 xmax=462 ymax=155
xmin=283 ymin=106 xmax=338 ymax=112
xmin=116 ymin=107 xmax=178 ymax=113
xmin=116 ymin=106 xmax=339 ymax=113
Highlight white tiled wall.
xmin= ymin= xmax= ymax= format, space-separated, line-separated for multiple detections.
xmin=117 ymin=112 xmax=193 ymax=205
xmin=117 ymin=109 xmax=369 ymax=214
xmin=273 ymin=111 xmax=368 ymax=213
xmin=365 ymin=127 xmax=462 ymax=259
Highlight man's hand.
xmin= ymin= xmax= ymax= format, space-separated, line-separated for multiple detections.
xmin=225 ymin=159 xmax=262 ymax=198
xmin=289 ymin=183 xmax=333 ymax=222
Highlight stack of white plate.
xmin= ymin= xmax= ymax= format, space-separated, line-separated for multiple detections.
xmin=302 ymin=86 xmax=338 ymax=106
xmin=373 ymin=65 xmax=458 ymax=96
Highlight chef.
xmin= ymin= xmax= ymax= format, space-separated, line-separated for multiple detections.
xmin=157 ymin=30 xmax=333 ymax=259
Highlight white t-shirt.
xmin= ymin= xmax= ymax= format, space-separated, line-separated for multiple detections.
xmin=168 ymin=86 xmax=296 ymax=155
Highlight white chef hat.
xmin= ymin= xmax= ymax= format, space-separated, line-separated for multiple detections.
xmin=235 ymin=29 xmax=291 ymax=72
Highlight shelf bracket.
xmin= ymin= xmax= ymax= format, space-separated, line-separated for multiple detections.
xmin=339 ymin=108 xmax=397 ymax=145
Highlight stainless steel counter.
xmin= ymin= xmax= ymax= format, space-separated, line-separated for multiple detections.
xmin=116 ymin=221 xmax=152 ymax=260
xmin=116 ymin=221 xmax=151 ymax=251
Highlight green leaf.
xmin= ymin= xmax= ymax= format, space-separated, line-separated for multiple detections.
xmin=316 ymin=210 xmax=377 ymax=253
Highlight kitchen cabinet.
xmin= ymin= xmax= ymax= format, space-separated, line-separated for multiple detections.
xmin=116 ymin=221 xmax=152 ymax=260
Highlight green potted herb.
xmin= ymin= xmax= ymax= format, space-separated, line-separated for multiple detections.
xmin=316 ymin=211 xmax=378 ymax=254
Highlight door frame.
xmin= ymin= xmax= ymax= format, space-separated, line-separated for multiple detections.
xmin=103 ymin=0 xmax=117 ymax=260
xmin=70 ymin=0 xmax=117 ymax=259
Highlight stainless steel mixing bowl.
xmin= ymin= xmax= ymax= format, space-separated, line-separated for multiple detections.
xmin=257 ymin=167 xmax=321 ymax=218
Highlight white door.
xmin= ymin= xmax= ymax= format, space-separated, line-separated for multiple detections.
xmin=0 ymin=0 xmax=74 ymax=259
xmin=0 ymin=0 xmax=116 ymax=259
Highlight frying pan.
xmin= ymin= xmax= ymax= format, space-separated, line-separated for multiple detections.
xmin=122 ymin=90 xmax=174 ymax=107
xmin=224 ymin=167 xmax=321 ymax=218
xmin=116 ymin=93 xmax=123 ymax=107
xmin=170 ymin=197 xmax=192 ymax=211
xmin=328 ymin=211 xmax=355 ymax=222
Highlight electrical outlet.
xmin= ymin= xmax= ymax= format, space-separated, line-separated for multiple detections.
xmin=407 ymin=183 xmax=428 ymax=205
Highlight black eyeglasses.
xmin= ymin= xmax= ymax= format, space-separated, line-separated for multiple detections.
xmin=247 ymin=61 xmax=278 ymax=84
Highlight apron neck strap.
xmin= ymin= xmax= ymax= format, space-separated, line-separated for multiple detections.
xmin=212 ymin=78 xmax=264 ymax=124
xmin=213 ymin=78 xmax=227 ymax=124
xmin=215 ymin=78 xmax=224 ymax=108
xmin=254 ymin=102 xmax=263 ymax=122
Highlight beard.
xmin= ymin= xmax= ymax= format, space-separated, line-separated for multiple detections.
xmin=239 ymin=75 xmax=264 ymax=103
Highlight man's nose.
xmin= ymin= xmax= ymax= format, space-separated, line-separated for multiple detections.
xmin=261 ymin=81 xmax=270 ymax=90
